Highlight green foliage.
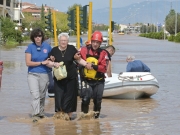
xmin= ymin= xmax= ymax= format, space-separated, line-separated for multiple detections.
xmin=41 ymin=4 xmax=45 ymax=22
xmin=21 ymin=13 xmax=34 ymax=30
xmin=56 ymin=12 xmax=69 ymax=34
xmin=0 ymin=17 xmax=23 ymax=45
xmin=168 ymin=35 xmax=175 ymax=41
xmin=165 ymin=9 xmax=180 ymax=35
xmin=22 ymin=36 xmax=30 ymax=41
xmin=67 ymin=4 xmax=88 ymax=35
xmin=5 ymin=37 xmax=17 ymax=48
xmin=174 ymin=32 xmax=180 ymax=42
xmin=22 ymin=10 xmax=69 ymax=37
xmin=165 ymin=9 xmax=175 ymax=20
xmin=139 ymin=32 xmax=167 ymax=40
xmin=93 ymin=24 xmax=109 ymax=32
xmin=22 ymin=12 xmax=46 ymax=34
xmin=140 ymin=25 xmax=156 ymax=33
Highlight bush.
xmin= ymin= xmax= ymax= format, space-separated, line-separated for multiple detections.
xmin=174 ymin=32 xmax=180 ymax=43
xmin=168 ymin=35 xmax=175 ymax=41
xmin=4 ymin=37 xmax=18 ymax=48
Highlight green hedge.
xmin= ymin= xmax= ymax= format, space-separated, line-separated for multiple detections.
xmin=139 ymin=32 xmax=167 ymax=40
xmin=174 ymin=32 xmax=180 ymax=43
xmin=168 ymin=35 xmax=175 ymax=41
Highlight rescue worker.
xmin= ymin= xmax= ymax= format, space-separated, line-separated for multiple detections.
xmin=79 ymin=31 xmax=109 ymax=118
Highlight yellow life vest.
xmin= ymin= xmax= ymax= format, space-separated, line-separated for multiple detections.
xmin=84 ymin=56 xmax=98 ymax=79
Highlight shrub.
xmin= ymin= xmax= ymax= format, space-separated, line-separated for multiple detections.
xmin=174 ymin=32 xmax=180 ymax=43
xmin=168 ymin=35 xmax=175 ymax=41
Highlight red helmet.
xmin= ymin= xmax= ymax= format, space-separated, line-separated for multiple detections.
xmin=91 ymin=31 xmax=103 ymax=43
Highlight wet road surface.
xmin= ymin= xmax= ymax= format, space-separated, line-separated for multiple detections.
xmin=0 ymin=34 xmax=180 ymax=135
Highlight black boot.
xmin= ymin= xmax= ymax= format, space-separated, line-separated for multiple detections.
xmin=94 ymin=107 xmax=101 ymax=119
xmin=81 ymin=96 xmax=90 ymax=113
xmin=81 ymin=103 xmax=89 ymax=113
xmin=93 ymin=101 xmax=101 ymax=119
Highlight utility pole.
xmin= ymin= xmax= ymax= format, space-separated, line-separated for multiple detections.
xmin=175 ymin=2 xmax=177 ymax=36
xmin=109 ymin=0 xmax=112 ymax=45
xmin=53 ymin=10 xmax=58 ymax=46
xmin=150 ymin=1 xmax=152 ymax=32
xmin=88 ymin=2 xmax=92 ymax=40
xmin=163 ymin=1 xmax=166 ymax=40
xmin=76 ymin=6 xmax=80 ymax=49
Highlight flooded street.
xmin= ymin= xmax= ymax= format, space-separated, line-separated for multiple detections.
xmin=0 ymin=34 xmax=180 ymax=135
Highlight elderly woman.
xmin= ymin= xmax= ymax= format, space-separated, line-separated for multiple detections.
xmin=126 ymin=55 xmax=150 ymax=72
xmin=25 ymin=28 xmax=52 ymax=122
xmin=48 ymin=33 xmax=81 ymax=120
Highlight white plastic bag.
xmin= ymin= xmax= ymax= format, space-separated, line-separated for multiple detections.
xmin=53 ymin=62 xmax=67 ymax=80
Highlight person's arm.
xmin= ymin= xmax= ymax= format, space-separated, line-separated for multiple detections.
xmin=142 ymin=62 xmax=150 ymax=72
xmin=106 ymin=60 xmax=112 ymax=77
xmin=76 ymin=58 xmax=87 ymax=66
xmin=25 ymin=53 xmax=42 ymax=66
xmin=76 ymin=47 xmax=93 ymax=69
xmin=91 ymin=51 xmax=108 ymax=73
xmin=126 ymin=63 xmax=131 ymax=72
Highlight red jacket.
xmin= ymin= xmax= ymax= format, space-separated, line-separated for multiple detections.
xmin=80 ymin=46 xmax=109 ymax=73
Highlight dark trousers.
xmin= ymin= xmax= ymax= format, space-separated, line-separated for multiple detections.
xmin=81 ymin=81 xmax=104 ymax=118
xmin=54 ymin=78 xmax=77 ymax=113
xmin=48 ymin=72 xmax=54 ymax=93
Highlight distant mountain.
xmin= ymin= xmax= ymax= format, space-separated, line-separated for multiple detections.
xmin=93 ymin=0 xmax=180 ymax=25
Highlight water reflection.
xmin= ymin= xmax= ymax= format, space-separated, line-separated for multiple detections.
xmin=30 ymin=120 xmax=103 ymax=135
xmin=3 ymin=61 xmax=22 ymax=68
xmin=76 ymin=121 xmax=102 ymax=135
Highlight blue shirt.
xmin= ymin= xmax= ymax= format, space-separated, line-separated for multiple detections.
xmin=25 ymin=42 xmax=52 ymax=73
xmin=126 ymin=60 xmax=150 ymax=72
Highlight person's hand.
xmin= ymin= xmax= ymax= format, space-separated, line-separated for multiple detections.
xmin=50 ymin=55 xmax=55 ymax=62
xmin=41 ymin=60 xmax=49 ymax=65
xmin=53 ymin=62 xmax=60 ymax=68
xmin=74 ymin=52 xmax=81 ymax=60
xmin=85 ymin=62 xmax=93 ymax=70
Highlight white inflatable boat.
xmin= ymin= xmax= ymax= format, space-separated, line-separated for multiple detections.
xmin=48 ymin=72 xmax=159 ymax=99
xmin=103 ymin=72 xmax=159 ymax=99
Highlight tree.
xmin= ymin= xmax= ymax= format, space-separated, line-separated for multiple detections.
xmin=93 ymin=24 xmax=109 ymax=32
xmin=41 ymin=4 xmax=45 ymax=22
xmin=0 ymin=17 xmax=23 ymax=44
xmin=67 ymin=4 xmax=88 ymax=35
xmin=21 ymin=12 xmax=34 ymax=31
xmin=165 ymin=9 xmax=180 ymax=35
xmin=56 ymin=12 xmax=69 ymax=33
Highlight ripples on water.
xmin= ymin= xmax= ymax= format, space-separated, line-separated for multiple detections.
xmin=0 ymin=35 xmax=180 ymax=135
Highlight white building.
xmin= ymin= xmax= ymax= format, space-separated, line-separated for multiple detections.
xmin=0 ymin=0 xmax=23 ymax=26
xmin=119 ymin=24 xmax=127 ymax=32
xmin=0 ymin=0 xmax=14 ymax=18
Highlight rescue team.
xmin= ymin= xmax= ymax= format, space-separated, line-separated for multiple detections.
xmin=25 ymin=28 xmax=115 ymax=122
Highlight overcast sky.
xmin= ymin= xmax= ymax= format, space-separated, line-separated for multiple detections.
xmin=22 ymin=0 xmax=173 ymax=12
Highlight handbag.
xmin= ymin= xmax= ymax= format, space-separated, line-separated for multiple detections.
xmin=53 ymin=62 xmax=67 ymax=80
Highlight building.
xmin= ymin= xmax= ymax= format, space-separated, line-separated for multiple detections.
xmin=0 ymin=1 xmax=53 ymax=26
xmin=0 ymin=0 xmax=23 ymax=26
xmin=119 ymin=24 xmax=127 ymax=32
xmin=0 ymin=0 xmax=14 ymax=18
xmin=22 ymin=2 xmax=53 ymax=18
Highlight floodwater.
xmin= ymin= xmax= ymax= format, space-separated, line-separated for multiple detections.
xmin=0 ymin=34 xmax=180 ymax=135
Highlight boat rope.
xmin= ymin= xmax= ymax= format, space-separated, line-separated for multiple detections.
xmin=118 ymin=73 xmax=155 ymax=85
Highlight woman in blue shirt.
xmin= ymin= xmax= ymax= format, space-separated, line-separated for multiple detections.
xmin=25 ymin=28 xmax=52 ymax=122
